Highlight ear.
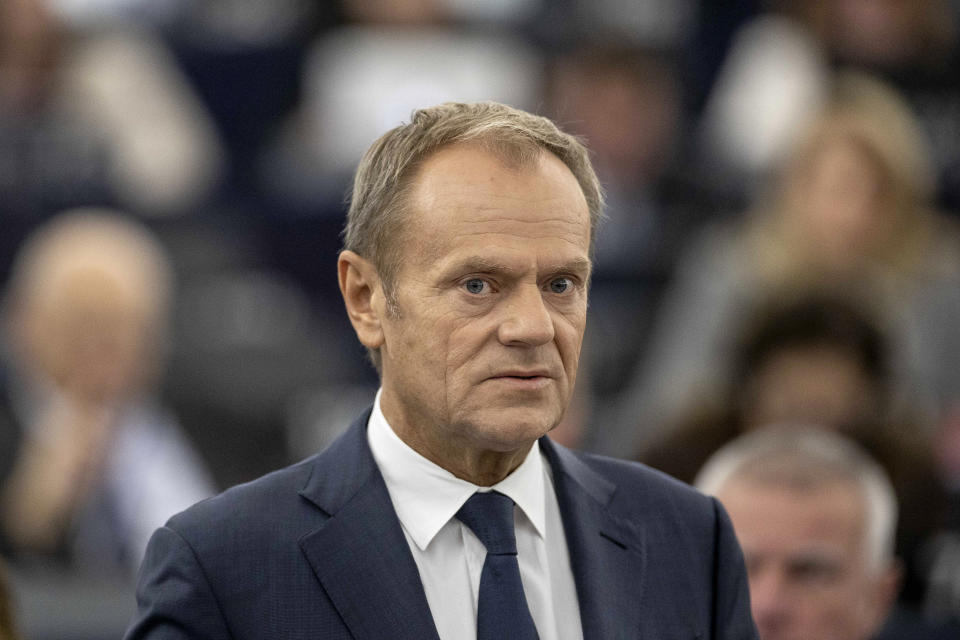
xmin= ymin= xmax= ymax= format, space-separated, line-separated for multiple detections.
xmin=338 ymin=250 xmax=385 ymax=350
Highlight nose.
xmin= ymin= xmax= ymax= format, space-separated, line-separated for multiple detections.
xmin=497 ymin=284 xmax=555 ymax=347
xmin=749 ymin=567 xmax=793 ymax=639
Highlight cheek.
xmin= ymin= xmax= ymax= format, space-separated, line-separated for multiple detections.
xmin=557 ymin=313 xmax=586 ymax=364
xmin=444 ymin=317 xmax=495 ymax=373
xmin=397 ymin=302 xmax=482 ymax=376
xmin=806 ymin=582 xmax=869 ymax=634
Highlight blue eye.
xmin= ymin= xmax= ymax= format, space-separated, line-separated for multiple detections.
xmin=464 ymin=278 xmax=488 ymax=294
xmin=550 ymin=277 xmax=572 ymax=294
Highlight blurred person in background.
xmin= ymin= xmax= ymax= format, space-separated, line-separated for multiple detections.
xmin=638 ymin=291 xmax=946 ymax=611
xmin=0 ymin=0 xmax=223 ymax=283
xmin=620 ymin=72 xmax=960 ymax=458
xmin=791 ymin=0 xmax=960 ymax=212
xmin=698 ymin=0 xmax=960 ymax=211
xmin=0 ymin=209 xmax=214 ymax=578
xmin=261 ymin=0 xmax=541 ymax=215
xmin=640 ymin=292 xmax=902 ymax=475
xmin=696 ymin=428 xmax=920 ymax=640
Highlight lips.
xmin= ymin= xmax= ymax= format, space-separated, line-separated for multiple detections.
xmin=482 ymin=368 xmax=557 ymax=392
xmin=489 ymin=369 xmax=552 ymax=380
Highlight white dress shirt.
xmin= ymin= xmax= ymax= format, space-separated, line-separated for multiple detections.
xmin=367 ymin=391 xmax=583 ymax=640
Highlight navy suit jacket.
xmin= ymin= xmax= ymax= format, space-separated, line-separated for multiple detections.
xmin=125 ymin=410 xmax=758 ymax=639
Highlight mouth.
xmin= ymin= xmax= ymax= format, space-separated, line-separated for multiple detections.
xmin=486 ymin=370 xmax=554 ymax=389
xmin=491 ymin=368 xmax=552 ymax=379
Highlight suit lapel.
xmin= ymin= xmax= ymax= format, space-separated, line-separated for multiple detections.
xmin=541 ymin=438 xmax=646 ymax=640
xmin=298 ymin=411 xmax=440 ymax=640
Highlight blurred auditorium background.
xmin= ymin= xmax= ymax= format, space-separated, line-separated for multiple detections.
xmin=1 ymin=0 xmax=960 ymax=638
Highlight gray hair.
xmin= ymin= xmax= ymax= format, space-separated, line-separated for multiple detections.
xmin=342 ymin=101 xmax=604 ymax=370
xmin=695 ymin=426 xmax=898 ymax=574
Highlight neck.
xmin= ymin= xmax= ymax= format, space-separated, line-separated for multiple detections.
xmin=379 ymin=393 xmax=534 ymax=486
xmin=406 ymin=432 xmax=533 ymax=486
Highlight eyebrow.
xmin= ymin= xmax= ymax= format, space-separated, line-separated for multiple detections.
xmin=550 ymin=257 xmax=592 ymax=277
xmin=445 ymin=256 xmax=592 ymax=278
xmin=449 ymin=256 xmax=512 ymax=275
xmin=786 ymin=549 xmax=846 ymax=566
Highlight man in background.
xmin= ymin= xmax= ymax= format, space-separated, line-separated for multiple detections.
xmin=697 ymin=427 xmax=916 ymax=640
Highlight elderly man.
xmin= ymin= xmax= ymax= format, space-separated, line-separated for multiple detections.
xmin=697 ymin=428 xmax=901 ymax=640
xmin=126 ymin=102 xmax=757 ymax=639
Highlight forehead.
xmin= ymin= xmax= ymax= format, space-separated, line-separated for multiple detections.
xmin=401 ymin=143 xmax=591 ymax=263
xmin=720 ymin=480 xmax=866 ymax=557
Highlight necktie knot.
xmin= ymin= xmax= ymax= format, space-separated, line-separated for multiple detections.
xmin=456 ymin=491 xmax=517 ymax=555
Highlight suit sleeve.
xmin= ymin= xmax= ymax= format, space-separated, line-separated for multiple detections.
xmin=124 ymin=525 xmax=232 ymax=640
xmin=711 ymin=497 xmax=759 ymax=639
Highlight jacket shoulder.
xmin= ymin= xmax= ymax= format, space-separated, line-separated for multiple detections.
xmin=164 ymin=455 xmax=319 ymax=544
xmin=562 ymin=448 xmax=718 ymax=529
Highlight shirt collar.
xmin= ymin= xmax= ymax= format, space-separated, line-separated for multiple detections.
xmin=367 ymin=389 xmax=548 ymax=551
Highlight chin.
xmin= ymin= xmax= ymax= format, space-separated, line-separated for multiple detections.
xmin=463 ymin=408 xmax=562 ymax=452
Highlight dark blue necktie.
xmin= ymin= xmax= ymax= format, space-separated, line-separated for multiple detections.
xmin=456 ymin=491 xmax=540 ymax=640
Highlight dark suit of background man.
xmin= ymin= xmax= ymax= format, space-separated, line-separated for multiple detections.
xmin=125 ymin=102 xmax=759 ymax=639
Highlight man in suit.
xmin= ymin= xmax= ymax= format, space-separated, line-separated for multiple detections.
xmin=126 ymin=102 xmax=758 ymax=639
